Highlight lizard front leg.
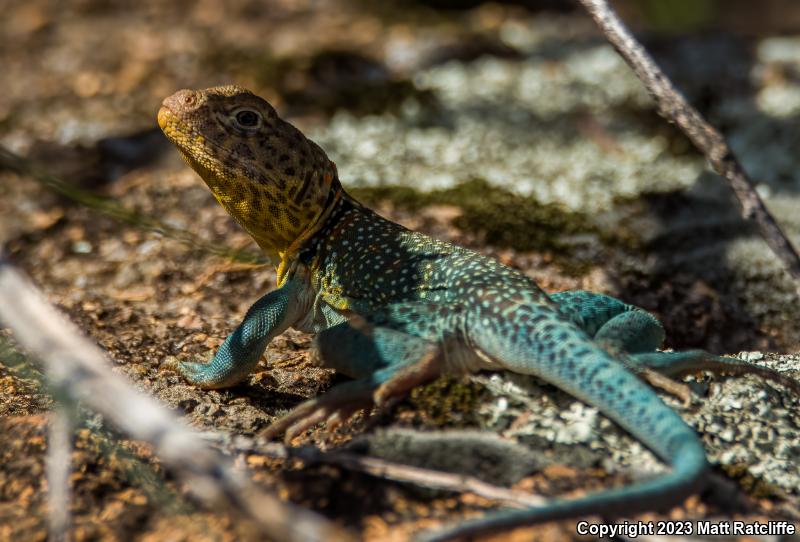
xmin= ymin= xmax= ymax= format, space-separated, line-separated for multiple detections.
xmin=164 ymin=277 xmax=306 ymax=389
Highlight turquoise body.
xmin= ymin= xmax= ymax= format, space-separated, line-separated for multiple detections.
xmin=172 ymin=194 xmax=795 ymax=540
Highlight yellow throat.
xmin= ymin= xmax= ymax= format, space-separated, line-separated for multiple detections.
xmin=157 ymin=86 xmax=343 ymax=284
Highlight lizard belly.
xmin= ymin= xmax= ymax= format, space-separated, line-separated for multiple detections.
xmin=443 ymin=342 xmax=505 ymax=374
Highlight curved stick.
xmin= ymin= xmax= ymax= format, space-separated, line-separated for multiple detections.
xmin=578 ymin=0 xmax=800 ymax=294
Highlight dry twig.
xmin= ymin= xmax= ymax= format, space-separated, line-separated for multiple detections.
xmin=578 ymin=0 xmax=800 ymax=293
xmin=47 ymin=405 xmax=73 ymax=542
xmin=232 ymin=438 xmax=547 ymax=509
xmin=0 ymin=253 xmax=353 ymax=542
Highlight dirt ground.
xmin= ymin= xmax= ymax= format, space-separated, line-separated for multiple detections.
xmin=1 ymin=1 xmax=799 ymax=541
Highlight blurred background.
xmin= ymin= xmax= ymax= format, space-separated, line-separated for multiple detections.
xmin=4 ymin=0 xmax=800 ymax=350
xmin=2 ymin=1 xmax=800 ymax=541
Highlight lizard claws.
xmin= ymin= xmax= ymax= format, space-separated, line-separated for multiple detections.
xmin=640 ymin=368 xmax=696 ymax=407
xmin=262 ymin=348 xmax=443 ymax=443
xmin=260 ymin=380 xmax=376 ymax=443
xmin=159 ymin=357 xmax=182 ymax=374
xmin=283 ymin=401 xmax=368 ymax=442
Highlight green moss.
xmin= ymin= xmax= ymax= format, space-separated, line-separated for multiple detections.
xmin=638 ymin=0 xmax=718 ymax=33
xmin=352 ymin=178 xmax=599 ymax=274
xmin=404 ymin=375 xmax=486 ymax=427
xmin=446 ymin=179 xmax=593 ymax=252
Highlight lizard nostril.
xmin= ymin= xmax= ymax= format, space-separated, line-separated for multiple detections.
xmin=161 ymin=89 xmax=198 ymax=112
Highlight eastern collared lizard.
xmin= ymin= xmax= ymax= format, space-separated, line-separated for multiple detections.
xmin=157 ymin=86 xmax=799 ymax=541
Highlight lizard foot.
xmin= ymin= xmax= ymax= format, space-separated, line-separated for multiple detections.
xmin=640 ymin=368 xmax=695 ymax=407
xmin=703 ymin=358 xmax=800 ymax=395
xmin=159 ymin=358 xmax=209 ymax=383
xmin=630 ymin=351 xmax=800 ymax=396
xmin=261 ymin=379 xmax=377 ymax=443
xmin=159 ymin=356 xmax=248 ymax=389
xmin=262 ymin=346 xmax=443 ymax=443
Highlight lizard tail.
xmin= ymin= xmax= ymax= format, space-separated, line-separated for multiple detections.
xmin=426 ymin=312 xmax=711 ymax=541
xmin=417 ymin=439 xmax=707 ymax=541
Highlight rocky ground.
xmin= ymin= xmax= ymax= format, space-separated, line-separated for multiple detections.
xmin=1 ymin=1 xmax=799 ymax=541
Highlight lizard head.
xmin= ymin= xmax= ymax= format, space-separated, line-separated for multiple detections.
xmin=158 ymin=85 xmax=341 ymax=266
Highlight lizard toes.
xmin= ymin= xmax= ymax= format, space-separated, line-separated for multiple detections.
xmin=273 ymin=399 xmax=372 ymax=443
xmin=158 ymin=358 xmax=229 ymax=389
xmin=283 ymin=407 xmax=335 ymax=443
xmin=260 ymin=400 xmax=320 ymax=441
xmin=261 ymin=380 xmax=377 ymax=442
xmin=641 ymin=368 xmax=696 ymax=407
xmin=159 ymin=357 xmax=182 ymax=374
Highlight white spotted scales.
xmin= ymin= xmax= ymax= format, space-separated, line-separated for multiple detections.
xmin=158 ymin=86 xmax=800 ymax=541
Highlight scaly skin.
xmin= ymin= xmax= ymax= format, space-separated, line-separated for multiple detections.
xmin=158 ymin=86 xmax=799 ymax=541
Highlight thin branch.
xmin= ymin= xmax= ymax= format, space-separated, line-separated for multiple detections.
xmin=0 ymin=253 xmax=353 ymax=542
xmin=305 ymin=450 xmax=547 ymax=508
xmin=47 ymin=405 xmax=72 ymax=542
xmin=577 ymin=0 xmax=800 ymax=294
xmin=234 ymin=438 xmax=546 ymax=509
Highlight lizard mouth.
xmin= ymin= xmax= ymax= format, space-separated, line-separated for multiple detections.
xmin=157 ymin=104 xmax=244 ymax=166
xmin=156 ymin=106 xmax=172 ymax=131
xmin=157 ymin=105 xmax=187 ymax=148
xmin=156 ymin=106 xmax=215 ymax=179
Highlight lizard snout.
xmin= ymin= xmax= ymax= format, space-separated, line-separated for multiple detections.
xmin=158 ymin=89 xmax=201 ymax=131
xmin=161 ymin=89 xmax=199 ymax=114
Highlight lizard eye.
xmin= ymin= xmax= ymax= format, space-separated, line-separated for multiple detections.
xmin=234 ymin=109 xmax=261 ymax=128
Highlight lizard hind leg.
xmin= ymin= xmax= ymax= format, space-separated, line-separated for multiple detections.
xmin=261 ymin=322 xmax=441 ymax=443
xmin=553 ymin=291 xmax=800 ymax=394
xmin=551 ymin=290 xmax=666 ymax=354
xmin=445 ymin=303 xmax=710 ymax=542
xmin=629 ymin=350 xmax=800 ymax=394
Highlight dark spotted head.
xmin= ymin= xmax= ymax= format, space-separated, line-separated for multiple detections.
xmin=158 ymin=86 xmax=341 ymax=261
